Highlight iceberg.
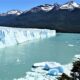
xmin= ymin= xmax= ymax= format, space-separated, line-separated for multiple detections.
xmin=14 ymin=62 xmax=63 ymax=80
xmin=0 ymin=27 xmax=56 ymax=48
xmin=32 ymin=62 xmax=61 ymax=69
xmin=14 ymin=55 xmax=80 ymax=80
xmin=32 ymin=62 xmax=64 ymax=76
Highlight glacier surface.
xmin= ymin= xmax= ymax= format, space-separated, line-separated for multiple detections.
xmin=0 ymin=27 xmax=56 ymax=48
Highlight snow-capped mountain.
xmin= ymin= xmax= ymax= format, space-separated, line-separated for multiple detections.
xmin=0 ymin=1 xmax=80 ymax=33
xmin=29 ymin=3 xmax=60 ymax=12
xmin=60 ymin=1 xmax=80 ymax=9
xmin=40 ymin=4 xmax=54 ymax=12
xmin=29 ymin=1 xmax=80 ymax=13
xmin=7 ymin=10 xmax=23 ymax=15
xmin=29 ymin=4 xmax=54 ymax=12
xmin=0 ymin=10 xmax=23 ymax=16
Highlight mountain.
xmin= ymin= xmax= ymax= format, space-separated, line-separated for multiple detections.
xmin=0 ymin=10 xmax=23 ymax=16
xmin=60 ymin=1 xmax=80 ymax=9
xmin=0 ymin=10 xmax=23 ymax=26
xmin=0 ymin=1 xmax=80 ymax=33
xmin=6 ymin=10 xmax=23 ymax=15
xmin=29 ymin=4 xmax=54 ymax=12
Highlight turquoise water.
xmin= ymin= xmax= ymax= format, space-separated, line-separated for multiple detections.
xmin=0 ymin=33 xmax=80 ymax=80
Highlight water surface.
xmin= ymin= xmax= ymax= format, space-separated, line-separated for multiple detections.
xmin=0 ymin=33 xmax=80 ymax=80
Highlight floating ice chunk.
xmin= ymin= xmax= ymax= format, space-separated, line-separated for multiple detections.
xmin=74 ymin=55 xmax=80 ymax=59
xmin=68 ymin=44 xmax=74 ymax=47
xmin=14 ymin=62 xmax=63 ymax=80
xmin=16 ymin=58 xmax=20 ymax=63
xmin=47 ymin=69 xmax=59 ymax=76
xmin=32 ymin=62 xmax=61 ymax=69
xmin=57 ymin=66 xmax=64 ymax=73
xmin=32 ymin=62 xmax=64 ymax=76
xmin=73 ymin=55 xmax=80 ymax=61
xmin=63 ymin=63 xmax=72 ymax=76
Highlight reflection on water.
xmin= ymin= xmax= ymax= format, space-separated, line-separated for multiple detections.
xmin=0 ymin=33 xmax=80 ymax=80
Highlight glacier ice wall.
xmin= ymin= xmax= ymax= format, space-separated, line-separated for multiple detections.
xmin=0 ymin=27 xmax=56 ymax=48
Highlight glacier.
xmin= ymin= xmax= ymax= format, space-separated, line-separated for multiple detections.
xmin=0 ymin=27 xmax=56 ymax=48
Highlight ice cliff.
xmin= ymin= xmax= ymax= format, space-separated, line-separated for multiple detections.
xmin=0 ymin=27 xmax=56 ymax=48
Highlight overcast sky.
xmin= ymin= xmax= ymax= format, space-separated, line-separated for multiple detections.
xmin=0 ymin=0 xmax=80 ymax=13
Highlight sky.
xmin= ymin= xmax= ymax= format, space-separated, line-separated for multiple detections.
xmin=0 ymin=0 xmax=80 ymax=13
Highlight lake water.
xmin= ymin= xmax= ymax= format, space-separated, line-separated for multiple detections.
xmin=0 ymin=33 xmax=80 ymax=80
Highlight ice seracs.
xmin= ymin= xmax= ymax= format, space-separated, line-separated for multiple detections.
xmin=60 ymin=1 xmax=80 ymax=9
xmin=0 ymin=27 xmax=56 ymax=48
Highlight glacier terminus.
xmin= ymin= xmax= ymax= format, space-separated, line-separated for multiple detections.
xmin=0 ymin=27 xmax=56 ymax=48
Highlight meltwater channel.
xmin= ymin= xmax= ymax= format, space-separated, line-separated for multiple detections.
xmin=0 ymin=33 xmax=80 ymax=80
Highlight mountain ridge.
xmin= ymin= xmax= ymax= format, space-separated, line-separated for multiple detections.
xmin=0 ymin=1 xmax=80 ymax=33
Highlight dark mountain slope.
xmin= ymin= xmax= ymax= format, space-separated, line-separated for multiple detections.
xmin=0 ymin=2 xmax=80 ymax=33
